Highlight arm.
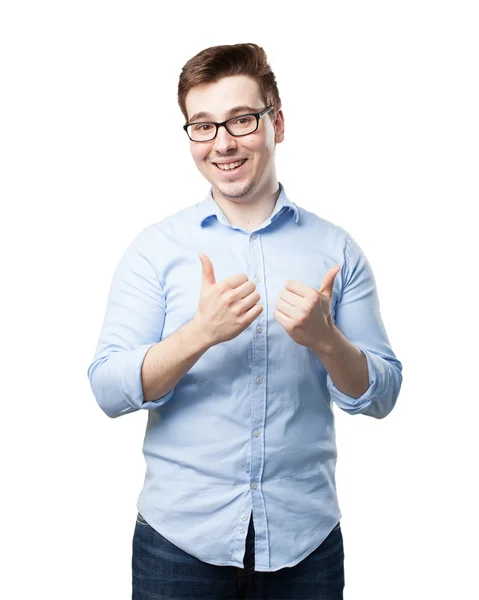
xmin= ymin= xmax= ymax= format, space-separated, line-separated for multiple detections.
xmin=314 ymin=325 xmax=370 ymax=399
xmin=141 ymin=318 xmax=211 ymax=402
xmin=321 ymin=232 xmax=403 ymax=419
xmin=87 ymin=226 xmax=208 ymax=418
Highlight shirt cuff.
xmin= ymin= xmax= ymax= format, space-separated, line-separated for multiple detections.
xmin=326 ymin=345 xmax=380 ymax=414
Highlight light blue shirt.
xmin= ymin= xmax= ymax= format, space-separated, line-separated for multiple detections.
xmin=87 ymin=183 xmax=402 ymax=571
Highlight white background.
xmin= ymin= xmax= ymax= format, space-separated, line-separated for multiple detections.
xmin=1 ymin=1 xmax=477 ymax=598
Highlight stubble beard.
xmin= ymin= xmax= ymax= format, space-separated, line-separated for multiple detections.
xmin=215 ymin=178 xmax=257 ymax=202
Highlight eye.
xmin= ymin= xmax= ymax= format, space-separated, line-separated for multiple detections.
xmin=233 ymin=116 xmax=254 ymax=126
xmin=193 ymin=123 xmax=213 ymax=132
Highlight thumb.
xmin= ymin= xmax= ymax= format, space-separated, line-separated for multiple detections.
xmin=198 ymin=253 xmax=216 ymax=287
xmin=319 ymin=265 xmax=341 ymax=297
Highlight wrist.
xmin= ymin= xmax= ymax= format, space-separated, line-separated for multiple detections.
xmin=187 ymin=317 xmax=215 ymax=352
xmin=314 ymin=323 xmax=341 ymax=357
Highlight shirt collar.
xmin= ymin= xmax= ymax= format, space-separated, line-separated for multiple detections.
xmin=197 ymin=182 xmax=300 ymax=228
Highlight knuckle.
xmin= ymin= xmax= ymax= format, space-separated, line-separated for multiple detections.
xmin=225 ymin=292 xmax=236 ymax=306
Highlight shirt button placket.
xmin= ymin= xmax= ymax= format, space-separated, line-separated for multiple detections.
xmin=249 ymin=231 xmax=265 ymax=551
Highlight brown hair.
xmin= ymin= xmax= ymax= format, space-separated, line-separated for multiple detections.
xmin=178 ymin=43 xmax=281 ymax=123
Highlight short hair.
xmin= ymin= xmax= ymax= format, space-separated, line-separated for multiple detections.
xmin=178 ymin=43 xmax=281 ymax=123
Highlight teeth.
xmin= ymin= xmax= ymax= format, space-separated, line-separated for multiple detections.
xmin=216 ymin=159 xmax=246 ymax=171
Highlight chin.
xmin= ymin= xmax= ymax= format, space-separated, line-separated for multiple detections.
xmin=215 ymin=179 xmax=256 ymax=200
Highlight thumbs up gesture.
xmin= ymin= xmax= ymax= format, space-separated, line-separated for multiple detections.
xmin=192 ymin=254 xmax=264 ymax=347
xmin=273 ymin=266 xmax=341 ymax=351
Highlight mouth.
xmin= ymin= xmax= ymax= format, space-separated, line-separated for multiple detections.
xmin=213 ymin=158 xmax=247 ymax=175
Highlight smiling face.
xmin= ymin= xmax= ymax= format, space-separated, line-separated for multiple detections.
xmin=184 ymin=74 xmax=284 ymax=205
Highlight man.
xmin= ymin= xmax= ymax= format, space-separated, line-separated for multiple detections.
xmin=88 ymin=43 xmax=402 ymax=600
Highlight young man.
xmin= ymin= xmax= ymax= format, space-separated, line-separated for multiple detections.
xmin=88 ymin=43 xmax=403 ymax=599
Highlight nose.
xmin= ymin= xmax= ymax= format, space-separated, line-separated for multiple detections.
xmin=212 ymin=124 xmax=238 ymax=154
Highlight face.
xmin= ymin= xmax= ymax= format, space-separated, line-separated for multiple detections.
xmin=184 ymin=75 xmax=284 ymax=204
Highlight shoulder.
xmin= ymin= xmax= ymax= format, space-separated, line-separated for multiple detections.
xmin=137 ymin=201 xmax=200 ymax=242
xmin=297 ymin=204 xmax=351 ymax=249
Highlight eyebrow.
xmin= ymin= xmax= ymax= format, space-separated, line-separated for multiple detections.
xmin=188 ymin=105 xmax=259 ymax=123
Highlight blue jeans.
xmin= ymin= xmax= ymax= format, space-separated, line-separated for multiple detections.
xmin=132 ymin=512 xmax=344 ymax=599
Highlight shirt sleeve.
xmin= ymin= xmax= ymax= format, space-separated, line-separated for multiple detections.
xmin=327 ymin=232 xmax=403 ymax=418
xmin=87 ymin=226 xmax=176 ymax=418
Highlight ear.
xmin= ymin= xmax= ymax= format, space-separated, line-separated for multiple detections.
xmin=273 ymin=109 xmax=285 ymax=144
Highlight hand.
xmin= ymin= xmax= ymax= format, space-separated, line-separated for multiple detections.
xmin=192 ymin=254 xmax=264 ymax=346
xmin=273 ymin=265 xmax=341 ymax=351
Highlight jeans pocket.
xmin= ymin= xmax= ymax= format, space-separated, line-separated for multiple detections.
xmin=333 ymin=521 xmax=341 ymax=531
xmin=136 ymin=512 xmax=149 ymax=526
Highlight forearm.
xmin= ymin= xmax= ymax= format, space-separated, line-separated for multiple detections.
xmin=141 ymin=319 xmax=213 ymax=402
xmin=314 ymin=325 xmax=370 ymax=399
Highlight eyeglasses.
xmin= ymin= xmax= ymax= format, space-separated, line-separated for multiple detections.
xmin=184 ymin=106 xmax=273 ymax=142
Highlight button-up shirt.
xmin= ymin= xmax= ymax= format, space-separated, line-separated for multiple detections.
xmin=87 ymin=183 xmax=402 ymax=571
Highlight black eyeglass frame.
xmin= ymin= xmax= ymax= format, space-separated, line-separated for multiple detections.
xmin=183 ymin=106 xmax=274 ymax=142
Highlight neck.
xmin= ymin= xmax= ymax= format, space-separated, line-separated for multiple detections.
xmin=212 ymin=180 xmax=281 ymax=232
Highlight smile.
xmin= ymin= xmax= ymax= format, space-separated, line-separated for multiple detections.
xmin=214 ymin=159 xmax=247 ymax=171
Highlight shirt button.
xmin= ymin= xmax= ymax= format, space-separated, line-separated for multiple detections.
xmin=252 ymin=483 xmax=257 ymax=489
xmin=241 ymin=515 xmax=247 ymax=521
xmin=256 ymin=325 xmax=263 ymax=333
xmin=254 ymin=430 xmax=260 ymax=437
xmin=256 ymin=377 xmax=262 ymax=384
xmin=240 ymin=528 xmax=245 ymax=534
xmin=251 ymin=234 xmax=257 ymax=240
xmin=254 ymin=276 xmax=261 ymax=283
